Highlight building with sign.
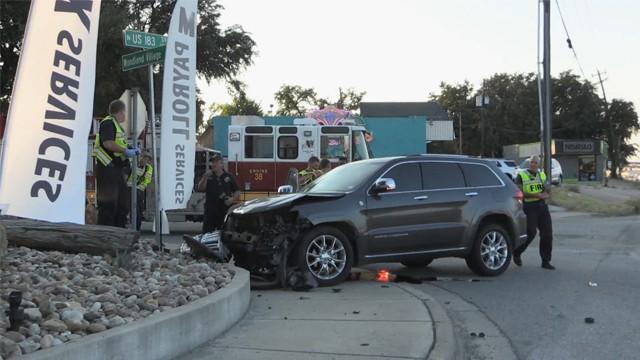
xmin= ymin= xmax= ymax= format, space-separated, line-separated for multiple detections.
xmin=503 ymin=139 xmax=607 ymax=181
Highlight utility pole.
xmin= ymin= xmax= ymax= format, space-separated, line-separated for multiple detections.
xmin=459 ymin=112 xmax=463 ymax=155
xmin=596 ymin=69 xmax=610 ymax=186
xmin=542 ymin=0 xmax=553 ymax=180
xmin=129 ymin=89 xmax=139 ymax=231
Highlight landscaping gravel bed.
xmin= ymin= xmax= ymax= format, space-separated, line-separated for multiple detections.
xmin=0 ymin=241 xmax=234 ymax=358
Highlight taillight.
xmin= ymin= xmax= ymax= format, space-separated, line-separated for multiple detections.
xmin=515 ymin=190 xmax=524 ymax=204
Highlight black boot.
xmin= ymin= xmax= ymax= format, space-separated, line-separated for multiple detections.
xmin=541 ymin=261 xmax=555 ymax=270
xmin=513 ymin=254 xmax=522 ymax=266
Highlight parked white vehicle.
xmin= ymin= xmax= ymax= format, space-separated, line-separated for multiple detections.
xmin=487 ymin=158 xmax=520 ymax=180
xmin=519 ymin=157 xmax=563 ymax=185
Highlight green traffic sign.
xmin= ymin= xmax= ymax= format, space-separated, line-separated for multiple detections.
xmin=122 ymin=46 xmax=166 ymax=72
xmin=123 ymin=29 xmax=167 ymax=49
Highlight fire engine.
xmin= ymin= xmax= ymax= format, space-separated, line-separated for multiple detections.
xmin=227 ymin=118 xmax=372 ymax=200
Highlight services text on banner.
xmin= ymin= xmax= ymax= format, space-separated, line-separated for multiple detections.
xmin=0 ymin=0 xmax=103 ymax=223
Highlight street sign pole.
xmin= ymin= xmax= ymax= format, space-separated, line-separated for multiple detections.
xmin=129 ymin=89 xmax=138 ymax=231
xmin=148 ymin=65 xmax=162 ymax=249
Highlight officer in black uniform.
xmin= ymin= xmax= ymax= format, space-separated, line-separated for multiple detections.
xmin=197 ymin=155 xmax=240 ymax=233
xmin=513 ymin=155 xmax=555 ymax=270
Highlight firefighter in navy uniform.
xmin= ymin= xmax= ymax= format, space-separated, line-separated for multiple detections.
xmin=513 ymin=155 xmax=555 ymax=270
xmin=93 ymin=100 xmax=140 ymax=227
xmin=127 ymin=153 xmax=153 ymax=230
xmin=197 ymin=155 xmax=240 ymax=233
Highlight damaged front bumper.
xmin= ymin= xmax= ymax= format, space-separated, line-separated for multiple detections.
xmin=221 ymin=211 xmax=312 ymax=289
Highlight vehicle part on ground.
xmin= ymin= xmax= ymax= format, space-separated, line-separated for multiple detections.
xmin=181 ymin=231 xmax=228 ymax=262
xmin=466 ymin=224 xmax=512 ymax=276
xmin=296 ymin=226 xmax=353 ymax=287
xmin=401 ymin=259 xmax=434 ymax=268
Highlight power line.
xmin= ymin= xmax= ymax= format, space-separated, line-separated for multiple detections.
xmin=555 ymin=0 xmax=587 ymax=79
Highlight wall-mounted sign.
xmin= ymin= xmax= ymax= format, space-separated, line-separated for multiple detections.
xmin=561 ymin=141 xmax=595 ymax=154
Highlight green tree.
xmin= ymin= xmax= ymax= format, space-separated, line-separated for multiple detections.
xmin=329 ymin=87 xmax=367 ymax=112
xmin=0 ymin=0 xmax=30 ymax=113
xmin=430 ymin=81 xmax=479 ymax=155
xmin=273 ymin=85 xmax=317 ymax=116
xmin=604 ymin=99 xmax=639 ymax=178
xmin=212 ymin=80 xmax=263 ymax=116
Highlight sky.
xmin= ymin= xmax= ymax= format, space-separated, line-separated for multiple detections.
xmin=198 ymin=0 xmax=640 ymax=156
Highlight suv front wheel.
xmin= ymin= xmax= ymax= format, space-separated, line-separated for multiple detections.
xmin=466 ymin=224 xmax=512 ymax=276
xmin=296 ymin=226 xmax=354 ymax=286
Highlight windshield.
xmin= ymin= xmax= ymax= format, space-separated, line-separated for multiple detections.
xmin=505 ymin=161 xmax=517 ymax=167
xmin=352 ymin=131 xmax=370 ymax=161
xmin=302 ymin=160 xmax=383 ymax=193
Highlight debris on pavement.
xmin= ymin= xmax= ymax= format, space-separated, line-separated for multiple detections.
xmin=588 ymin=281 xmax=598 ymax=287
xmin=585 ymin=317 xmax=595 ymax=324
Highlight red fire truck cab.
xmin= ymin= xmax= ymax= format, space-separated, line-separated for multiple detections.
xmin=228 ymin=121 xmax=371 ymax=199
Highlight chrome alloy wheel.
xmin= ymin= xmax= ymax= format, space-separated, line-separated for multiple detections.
xmin=305 ymin=235 xmax=347 ymax=280
xmin=480 ymin=230 xmax=509 ymax=270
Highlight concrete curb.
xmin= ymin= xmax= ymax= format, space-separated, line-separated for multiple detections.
xmin=394 ymin=283 xmax=457 ymax=360
xmin=22 ymin=266 xmax=250 ymax=360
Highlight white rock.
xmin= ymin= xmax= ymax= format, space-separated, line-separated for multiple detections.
xmin=28 ymin=323 xmax=41 ymax=337
xmin=24 ymin=308 xmax=43 ymax=322
xmin=61 ymin=309 xmax=84 ymax=323
xmin=18 ymin=340 xmax=40 ymax=354
xmin=40 ymin=334 xmax=54 ymax=349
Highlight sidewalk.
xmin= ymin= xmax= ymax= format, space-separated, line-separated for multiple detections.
xmin=181 ymin=281 xmax=436 ymax=360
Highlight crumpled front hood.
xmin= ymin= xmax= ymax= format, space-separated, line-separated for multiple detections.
xmin=232 ymin=192 xmax=344 ymax=215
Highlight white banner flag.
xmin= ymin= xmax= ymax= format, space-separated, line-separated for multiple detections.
xmin=160 ymin=0 xmax=197 ymax=210
xmin=0 ymin=0 xmax=102 ymax=223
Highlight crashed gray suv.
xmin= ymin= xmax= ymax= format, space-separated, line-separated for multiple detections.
xmin=223 ymin=155 xmax=528 ymax=287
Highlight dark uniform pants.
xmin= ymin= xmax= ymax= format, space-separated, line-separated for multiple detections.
xmin=515 ymin=201 xmax=553 ymax=262
xmin=96 ymin=164 xmax=129 ymax=228
xmin=202 ymin=208 xmax=226 ymax=233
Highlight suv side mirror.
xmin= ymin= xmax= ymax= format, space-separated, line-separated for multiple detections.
xmin=278 ymin=185 xmax=294 ymax=194
xmin=372 ymin=178 xmax=396 ymax=194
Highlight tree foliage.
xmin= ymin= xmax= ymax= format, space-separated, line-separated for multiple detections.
xmin=430 ymin=71 xmax=638 ymax=170
xmin=0 ymin=0 xmax=256 ymax=131
xmin=274 ymin=85 xmax=366 ymax=116
xmin=211 ymin=80 xmax=263 ymax=117
xmin=273 ymin=85 xmax=317 ymax=116
xmin=604 ymin=99 xmax=639 ymax=177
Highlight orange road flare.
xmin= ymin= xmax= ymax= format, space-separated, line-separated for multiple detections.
xmin=376 ymin=269 xmax=395 ymax=282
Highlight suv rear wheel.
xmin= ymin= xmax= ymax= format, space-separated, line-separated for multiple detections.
xmin=296 ymin=226 xmax=353 ymax=286
xmin=401 ymin=259 xmax=433 ymax=268
xmin=466 ymin=224 xmax=512 ymax=276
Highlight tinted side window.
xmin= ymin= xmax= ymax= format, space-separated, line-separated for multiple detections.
xmin=277 ymin=136 xmax=298 ymax=159
xmin=421 ymin=162 xmax=465 ymax=190
xmin=383 ymin=163 xmax=421 ymax=192
xmin=244 ymin=135 xmax=274 ymax=159
xmin=460 ymin=163 xmax=502 ymax=187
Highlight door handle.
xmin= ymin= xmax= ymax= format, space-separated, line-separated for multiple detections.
xmin=465 ymin=192 xmax=479 ymax=197
xmin=413 ymin=195 xmax=429 ymax=200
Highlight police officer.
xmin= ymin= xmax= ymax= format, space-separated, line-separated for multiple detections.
xmin=127 ymin=153 xmax=153 ymax=230
xmin=298 ymin=156 xmax=322 ymax=186
xmin=197 ymin=155 xmax=240 ymax=233
xmin=513 ymin=155 xmax=555 ymax=270
xmin=93 ymin=99 xmax=140 ymax=227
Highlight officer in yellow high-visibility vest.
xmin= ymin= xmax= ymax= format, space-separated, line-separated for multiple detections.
xmin=513 ymin=155 xmax=555 ymax=270
xmin=127 ymin=153 xmax=153 ymax=230
xmin=298 ymin=156 xmax=323 ymax=187
xmin=93 ymin=99 xmax=140 ymax=227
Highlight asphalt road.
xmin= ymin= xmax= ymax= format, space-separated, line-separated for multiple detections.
xmin=367 ymin=213 xmax=640 ymax=360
